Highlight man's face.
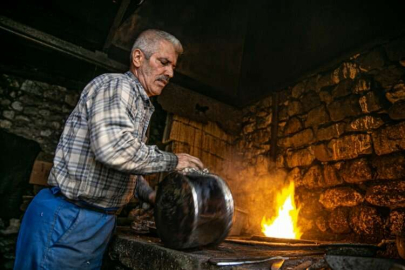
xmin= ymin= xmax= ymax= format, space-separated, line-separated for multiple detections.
xmin=137 ymin=40 xmax=178 ymax=97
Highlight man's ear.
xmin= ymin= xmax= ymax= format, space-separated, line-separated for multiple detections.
xmin=132 ymin=49 xmax=143 ymax=68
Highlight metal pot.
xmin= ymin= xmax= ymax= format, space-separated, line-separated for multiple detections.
xmin=154 ymin=170 xmax=234 ymax=249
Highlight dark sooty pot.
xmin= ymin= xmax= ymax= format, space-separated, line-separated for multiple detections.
xmin=154 ymin=171 xmax=234 ymax=249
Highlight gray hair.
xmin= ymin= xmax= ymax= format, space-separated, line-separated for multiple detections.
xmin=130 ymin=29 xmax=183 ymax=61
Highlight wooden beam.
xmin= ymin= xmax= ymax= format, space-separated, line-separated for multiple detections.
xmin=103 ymin=0 xmax=132 ymax=52
xmin=0 ymin=16 xmax=128 ymax=72
xmin=270 ymin=92 xmax=279 ymax=162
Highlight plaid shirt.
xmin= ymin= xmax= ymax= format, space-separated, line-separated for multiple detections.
xmin=48 ymin=71 xmax=178 ymax=208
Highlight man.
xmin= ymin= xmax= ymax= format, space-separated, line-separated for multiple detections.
xmin=14 ymin=29 xmax=203 ymax=269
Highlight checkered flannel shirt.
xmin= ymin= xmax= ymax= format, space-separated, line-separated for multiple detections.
xmin=48 ymin=71 xmax=178 ymax=208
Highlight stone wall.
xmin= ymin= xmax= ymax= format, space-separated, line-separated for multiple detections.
xmin=0 ymin=74 xmax=80 ymax=155
xmin=236 ymin=35 xmax=405 ymax=242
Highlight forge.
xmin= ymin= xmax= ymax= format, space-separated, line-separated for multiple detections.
xmin=1 ymin=1 xmax=405 ymax=269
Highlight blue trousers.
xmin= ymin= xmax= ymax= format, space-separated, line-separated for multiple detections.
xmin=14 ymin=188 xmax=116 ymax=270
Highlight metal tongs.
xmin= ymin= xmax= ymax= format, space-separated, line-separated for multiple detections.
xmin=208 ymin=255 xmax=288 ymax=266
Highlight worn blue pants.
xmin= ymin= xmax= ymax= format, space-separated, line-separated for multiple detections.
xmin=14 ymin=188 xmax=116 ymax=270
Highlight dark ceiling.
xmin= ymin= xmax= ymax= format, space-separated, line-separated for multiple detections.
xmin=1 ymin=0 xmax=405 ymax=108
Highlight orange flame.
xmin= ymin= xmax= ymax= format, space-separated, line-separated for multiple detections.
xmin=261 ymin=181 xmax=302 ymax=239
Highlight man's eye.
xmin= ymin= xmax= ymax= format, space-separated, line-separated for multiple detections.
xmin=160 ymin=60 xmax=168 ymax=65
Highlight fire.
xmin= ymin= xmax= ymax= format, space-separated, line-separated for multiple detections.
xmin=261 ymin=181 xmax=302 ymax=239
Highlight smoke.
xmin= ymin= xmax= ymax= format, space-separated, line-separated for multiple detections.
xmin=221 ymin=153 xmax=289 ymax=235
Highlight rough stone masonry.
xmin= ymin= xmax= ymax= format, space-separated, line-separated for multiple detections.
xmin=233 ymin=35 xmax=405 ymax=244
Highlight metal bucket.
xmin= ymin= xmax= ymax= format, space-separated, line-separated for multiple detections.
xmin=154 ymin=171 xmax=234 ymax=249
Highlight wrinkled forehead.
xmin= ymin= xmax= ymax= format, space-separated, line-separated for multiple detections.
xmin=153 ymin=40 xmax=178 ymax=61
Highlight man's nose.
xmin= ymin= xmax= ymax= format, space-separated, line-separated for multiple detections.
xmin=165 ymin=66 xmax=174 ymax=78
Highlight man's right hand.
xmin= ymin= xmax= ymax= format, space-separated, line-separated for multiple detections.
xmin=175 ymin=153 xmax=204 ymax=171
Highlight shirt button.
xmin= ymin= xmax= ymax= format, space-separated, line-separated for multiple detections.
xmin=40 ymin=212 xmax=44 ymax=217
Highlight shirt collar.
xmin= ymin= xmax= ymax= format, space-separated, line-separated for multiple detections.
xmin=125 ymin=71 xmax=152 ymax=104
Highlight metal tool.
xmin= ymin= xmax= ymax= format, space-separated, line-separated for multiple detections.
xmin=271 ymin=259 xmax=285 ymax=270
xmin=208 ymin=256 xmax=288 ymax=266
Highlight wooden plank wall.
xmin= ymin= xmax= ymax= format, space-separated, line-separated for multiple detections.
xmin=164 ymin=115 xmax=235 ymax=181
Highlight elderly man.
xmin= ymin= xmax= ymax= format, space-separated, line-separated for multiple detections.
xmin=14 ymin=29 xmax=203 ymax=269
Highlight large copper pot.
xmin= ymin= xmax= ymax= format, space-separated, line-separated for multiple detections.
xmin=154 ymin=171 xmax=234 ymax=249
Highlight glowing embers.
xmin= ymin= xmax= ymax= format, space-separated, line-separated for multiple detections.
xmin=261 ymin=181 xmax=302 ymax=239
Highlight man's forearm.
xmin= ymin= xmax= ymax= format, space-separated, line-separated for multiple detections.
xmin=135 ymin=176 xmax=155 ymax=204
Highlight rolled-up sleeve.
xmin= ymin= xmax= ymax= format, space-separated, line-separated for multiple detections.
xmin=86 ymin=78 xmax=177 ymax=174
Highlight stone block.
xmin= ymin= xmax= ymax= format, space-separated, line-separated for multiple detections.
xmin=332 ymin=79 xmax=353 ymax=99
xmin=329 ymin=207 xmax=351 ymax=234
xmin=286 ymin=147 xmax=315 ymax=168
xmin=278 ymin=128 xmax=315 ymax=149
xmin=359 ymin=91 xmax=384 ymax=113
xmin=372 ymin=122 xmax=405 ymax=155
xmin=372 ymin=153 xmax=405 ymax=180
xmin=346 ymin=115 xmax=384 ymax=132
xmin=296 ymin=188 xmax=323 ymax=218
xmin=257 ymin=112 xmax=272 ymax=129
xmin=358 ymin=48 xmax=385 ymax=72
xmin=20 ymin=80 xmax=42 ymax=96
xmin=335 ymin=62 xmax=360 ymax=81
xmin=292 ymin=81 xmax=307 ymax=98
xmin=0 ymin=119 xmax=12 ymax=129
xmin=305 ymin=105 xmax=330 ymax=128
xmin=374 ymin=65 xmax=405 ymax=91
xmin=284 ymin=117 xmax=303 ymax=135
xmin=302 ymin=165 xmax=324 ymax=189
xmin=287 ymin=100 xmax=303 ymax=117
xmin=251 ymin=128 xmax=271 ymax=145
xmin=306 ymin=75 xmax=321 ymax=92
xmin=316 ymin=216 xmax=329 ymax=232
xmin=316 ymin=122 xmax=345 ymax=141
xmin=257 ymin=110 xmax=268 ymax=117
xmin=352 ymin=78 xmax=371 ymax=94
xmin=2 ymin=110 xmax=15 ymax=120
xmin=65 ymin=93 xmax=79 ymax=107
xmin=314 ymin=134 xmax=372 ymax=162
xmin=389 ymin=101 xmax=405 ymax=120
xmin=365 ymin=180 xmax=405 ymax=208
xmin=15 ymin=115 xmax=30 ymax=122
xmin=286 ymin=167 xmax=302 ymax=186
xmin=340 ymin=158 xmax=373 ymax=184
xmin=319 ymin=90 xmax=333 ymax=104
xmin=349 ymin=205 xmax=384 ymax=236
xmin=259 ymin=96 xmax=272 ymax=109
xmin=319 ymin=187 xmax=364 ymax=210
xmin=389 ymin=209 xmax=405 ymax=237
xmin=328 ymin=95 xmax=362 ymax=122
xmin=243 ymin=122 xmax=255 ymax=134
xmin=11 ymin=101 xmax=23 ymax=111
xmin=323 ymin=164 xmax=344 ymax=187
xmin=316 ymin=73 xmax=337 ymax=91
xmin=386 ymin=83 xmax=405 ymax=104
xmin=277 ymin=122 xmax=286 ymax=138
xmin=0 ymin=98 xmax=11 ymax=106
xmin=279 ymin=106 xmax=289 ymax=121
xmin=301 ymin=92 xmax=321 ymax=113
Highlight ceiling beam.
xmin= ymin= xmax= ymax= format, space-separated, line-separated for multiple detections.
xmin=0 ymin=16 xmax=128 ymax=72
xmin=103 ymin=0 xmax=132 ymax=52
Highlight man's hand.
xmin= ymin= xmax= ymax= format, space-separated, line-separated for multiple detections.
xmin=175 ymin=153 xmax=204 ymax=171
xmin=148 ymin=191 xmax=156 ymax=204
